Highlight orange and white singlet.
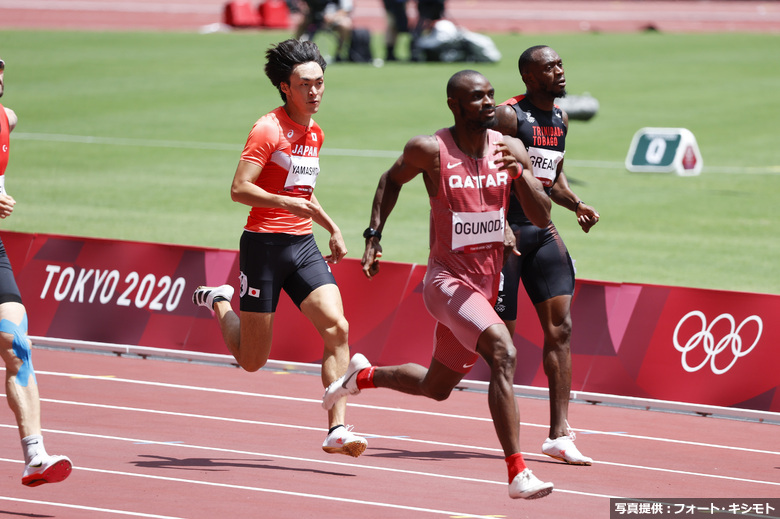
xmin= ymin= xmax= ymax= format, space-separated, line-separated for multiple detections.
xmin=0 ymin=104 xmax=10 ymax=194
xmin=429 ymin=127 xmax=511 ymax=277
xmin=240 ymin=106 xmax=324 ymax=235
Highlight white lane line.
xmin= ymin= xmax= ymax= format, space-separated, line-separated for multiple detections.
xmin=0 ymin=495 xmax=187 ymax=519
xmin=11 ymin=131 xmax=779 ymax=173
xmin=13 ymin=367 xmax=780 ymax=457
xmin=0 ymin=435 xmax=620 ymax=504
xmin=2 ymin=402 xmax=778 ymax=490
xmin=0 ymin=456 xmax=564 ymax=518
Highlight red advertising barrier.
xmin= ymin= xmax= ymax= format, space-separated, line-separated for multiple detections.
xmin=2 ymin=230 xmax=777 ymax=413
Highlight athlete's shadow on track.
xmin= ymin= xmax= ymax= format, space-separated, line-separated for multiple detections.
xmin=130 ymin=455 xmax=354 ymax=477
xmin=0 ymin=511 xmax=53 ymax=518
xmin=364 ymin=448 xmax=501 ymax=461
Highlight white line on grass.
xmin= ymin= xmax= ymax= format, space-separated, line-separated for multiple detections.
xmin=12 ymin=132 xmax=780 ymax=173
xmin=11 ymin=132 xmax=401 ymax=158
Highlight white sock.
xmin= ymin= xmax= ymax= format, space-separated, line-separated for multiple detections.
xmin=21 ymin=435 xmax=47 ymax=465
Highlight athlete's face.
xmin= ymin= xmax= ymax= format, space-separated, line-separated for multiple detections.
xmin=453 ymin=75 xmax=497 ymax=130
xmin=281 ymin=61 xmax=325 ymax=119
xmin=0 ymin=58 xmax=5 ymax=98
xmin=527 ymin=48 xmax=566 ymax=98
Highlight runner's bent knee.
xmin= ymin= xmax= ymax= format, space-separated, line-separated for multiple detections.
xmin=237 ymin=336 xmax=271 ymax=372
xmin=542 ymin=312 xmax=572 ymax=349
xmin=481 ymin=335 xmax=517 ymax=377
xmin=420 ymin=374 xmax=456 ymax=401
xmin=0 ymin=314 xmax=36 ymax=386
xmin=423 ymin=385 xmax=453 ymax=402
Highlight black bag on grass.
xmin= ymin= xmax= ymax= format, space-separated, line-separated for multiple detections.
xmin=348 ymin=28 xmax=373 ymax=63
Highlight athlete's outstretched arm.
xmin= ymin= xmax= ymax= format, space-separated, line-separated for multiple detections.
xmin=550 ymin=172 xmax=600 ymax=233
xmin=361 ymin=135 xmax=437 ymax=279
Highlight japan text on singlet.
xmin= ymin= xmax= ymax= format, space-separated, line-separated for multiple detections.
xmin=240 ymin=106 xmax=324 ymax=235
xmin=0 ymin=104 xmax=10 ymax=194
xmin=429 ymin=128 xmax=511 ymax=276
xmin=501 ymin=94 xmax=566 ymax=226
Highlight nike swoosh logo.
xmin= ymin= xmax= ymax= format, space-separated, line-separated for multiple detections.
xmin=447 ymin=161 xmax=463 ymax=169
xmin=463 ymin=361 xmax=476 ymax=369
xmin=342 ymin=371 xmax=359 ymax=389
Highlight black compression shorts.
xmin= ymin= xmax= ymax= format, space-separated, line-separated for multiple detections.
xmin=0 ymin=238 xmax=23 ymax=305
xmin=238 ymin=231 xmax=336 ymax=313
xmin=494 ymin=221 xmax=574 ymax=320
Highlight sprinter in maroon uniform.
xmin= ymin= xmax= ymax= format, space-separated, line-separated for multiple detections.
xmin=324 ymin=70 xmax=555 ymax=500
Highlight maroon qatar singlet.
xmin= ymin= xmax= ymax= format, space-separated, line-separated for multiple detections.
xmin=429 ymin=127 xmax=511 ymax=277
xmin=423 ymin=127 xmax=514 ymax=373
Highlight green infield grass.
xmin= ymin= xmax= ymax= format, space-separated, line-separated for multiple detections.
xmin=0 ymin=29 xmax=777 ymax=294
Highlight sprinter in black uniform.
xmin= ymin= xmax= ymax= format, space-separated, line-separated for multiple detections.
xmin=494 ymin=45 xmax=599 ymax=465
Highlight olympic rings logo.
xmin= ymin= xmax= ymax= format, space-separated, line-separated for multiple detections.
xmin=673 ymin=311 xmax=763 ymax=375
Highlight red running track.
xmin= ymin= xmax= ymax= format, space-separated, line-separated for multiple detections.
xmin=1 ymin=0 xmax=779 ymax=33
xmin=1 ymin=3 xmax=778 ymax=516
xmin=1 ymin=347 xmax=778 ymax=518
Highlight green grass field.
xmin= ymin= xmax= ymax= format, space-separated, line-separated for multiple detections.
xmin=0 ymin=29 xmax=777 ymax=294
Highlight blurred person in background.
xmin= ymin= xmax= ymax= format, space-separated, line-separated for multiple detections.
xmin=383 ymin=0 xmax=409 ymax=61
xmin=295 ymin=0 xmax=354 ymax=61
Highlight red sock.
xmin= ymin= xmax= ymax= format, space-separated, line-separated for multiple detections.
xmin=355 ymin=366 xmax=376 ymax=390
xmin=505 ymin=453 xmax=527 ymax=483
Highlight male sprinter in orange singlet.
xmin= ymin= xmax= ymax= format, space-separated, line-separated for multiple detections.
xmin=193 ymin=40 xmax=366 ymax=456
xmin=0 ymin=56 xmax=73 ymax=486
xmin=323 ymin=70 xmax=554 ymax=499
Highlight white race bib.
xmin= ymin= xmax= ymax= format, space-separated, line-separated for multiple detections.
xmin=451 ymin=208 xmax=504 ymax=252
xmin=527 ymin=147 xmax=564 ymax=187
xmin=284 ymin=155 xmax=320 ymax=193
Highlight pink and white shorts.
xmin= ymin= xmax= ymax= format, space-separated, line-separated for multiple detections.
xmin=422 ymin=258 xmax=504 ymax=374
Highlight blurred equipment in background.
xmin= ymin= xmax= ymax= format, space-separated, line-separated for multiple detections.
xmin=555 ymin=93 xmax=599 ymax=121
xmin=414 ymin=19 xmax=501 ymax=63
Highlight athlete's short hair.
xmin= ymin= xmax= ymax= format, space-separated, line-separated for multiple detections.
xmin=265 ymin=39 xmax=327 ymax=102
xmin=518 ymin=45 xmax=549 ymax=76
xmin=446 ymin=69 xmax=483 ymax=98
